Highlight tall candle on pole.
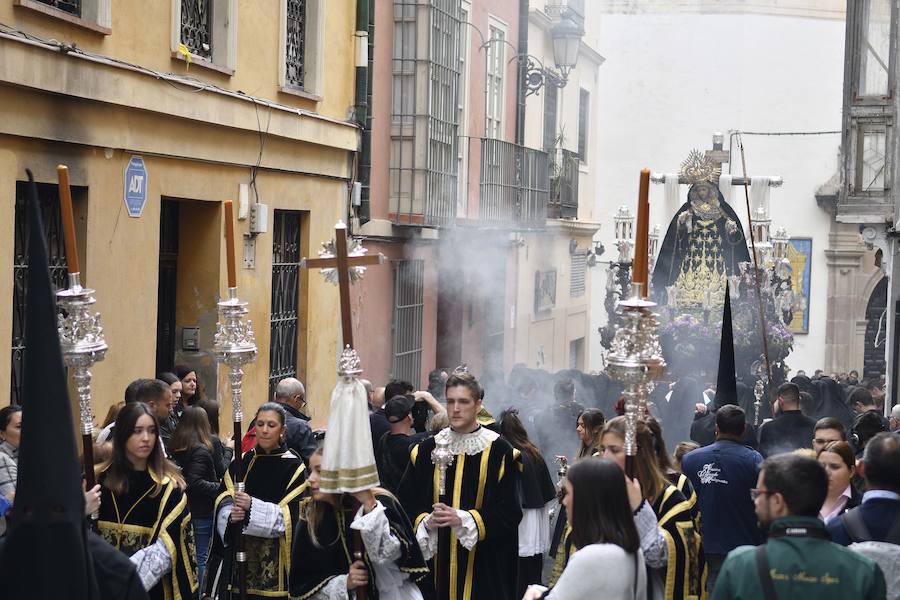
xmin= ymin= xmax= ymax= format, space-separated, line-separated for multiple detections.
xmin=632 ymin=169 xmax=651 ymax=298
xmin=54 ymin=165 xmax=108 ymax=526
xmin=213 ymin=199 xmax=257 ymax=600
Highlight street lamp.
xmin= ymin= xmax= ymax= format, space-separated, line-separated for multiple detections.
xmin=551 ymin=14 xmax=583 ymax=82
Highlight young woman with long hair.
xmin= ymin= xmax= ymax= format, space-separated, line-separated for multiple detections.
xmin=499 ymin=409 xmax=556 ymax=598
xmin=196 ymin=397 xmax=234 ymax=479
xmin=174 ymin=364 xmax=202 ymax=410
xmin=290 ymin=443 xmax=430 ymax=600
xmin=575 ymin=409 xmax=606 ymax=459
xmin=646 ymin=417 xmax=699 ymax=523
xmin=95 ymin=402 xmax=195 ymax=599
xmin=523 ymin=458 xmax=646 ymax=600
xmin=170 ymin=406 xmax=220 ymax=588
xmin=204 ymin=403 xmax=308 ymax=600
xmin=600 ymin=417 xmax=706 ymax=600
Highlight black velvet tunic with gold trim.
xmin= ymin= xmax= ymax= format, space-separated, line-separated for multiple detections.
xmin=205 ymin=445 xmax=308 ymax=599
xmin=651 ymin=483 xmax=707 ymax=600
xmin=289 ymin=493 xmax=431 ymax=599
xmin=398 ymin=427 xmax=522 ymax=600
xmin=97 ymin=468 xmax=197 ymax=600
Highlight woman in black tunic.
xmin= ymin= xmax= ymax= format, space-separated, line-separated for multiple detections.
xmin=290 ymin=444 xmax=430 ymax=600
xmin=204 ymin=402 xmax=308 ymax=600
xmin=96 ymin=402 xmax=196 ymax=600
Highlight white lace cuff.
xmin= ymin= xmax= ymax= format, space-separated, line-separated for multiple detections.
xmin=216 ymin=504 xmax=233 ymax=541
xmin=351 ymin=501 xmax=402 ymax=563
xmin=415 ymin=515 xmax=437 ymax=560
xmin=634 ymin=502 xmax=667 ymax=568
xmin=243 ymin=497 xmax=286 ymax=538
xmin=312 ymin=575 xmax=350 ymax=600
xmin=130 ymin=538 xmax=172 ymax=591
xmin=454 ymin=510 xmax=479 ymax=550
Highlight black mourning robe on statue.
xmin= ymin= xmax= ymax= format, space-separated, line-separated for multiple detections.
xmin=651 ymin=187 xmax=750 ymax=307
xmin=398 ymin=427 xmax=522 ymax=600
xmin=205 ymin=444 xmax=308 ymax=600
xmin=289 ymin=493 xmax=431 ymax=599
xmin=97 ymin=468 xmax=197 ymax=600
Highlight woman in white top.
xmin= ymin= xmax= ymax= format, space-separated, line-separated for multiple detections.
xmin=523 ymin=457 xmax=647 ymax=600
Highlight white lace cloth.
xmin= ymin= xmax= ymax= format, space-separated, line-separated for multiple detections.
xmin=634 ymin=501 xmax=668 ymax=569
xmin=310 ymin=502 xmax=423 ymax=600
xmin=415 ymin=510 xmax=479 ymax=560
xmin=519 ymin=503 xmax=552 ymax=556
xmin=216 ymin=497 xmax=286 ymax=542
xmin=664 ymin=173 xmax=681 ymax=220
xmin=434 ymin=426 xmax=499 ymax=456
xmin=130 ymin=538 xmax=172 ymax=591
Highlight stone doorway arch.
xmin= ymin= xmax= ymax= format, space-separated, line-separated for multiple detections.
xmin=864 ymin=276 xmax=888 ymax=380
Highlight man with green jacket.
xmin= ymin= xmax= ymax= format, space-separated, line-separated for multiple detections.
xmin=711 ymin=453 xmax=885 ymax=599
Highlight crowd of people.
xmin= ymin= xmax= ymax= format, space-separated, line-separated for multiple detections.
xmin=1 ymin=361 xmax=899 ymax=600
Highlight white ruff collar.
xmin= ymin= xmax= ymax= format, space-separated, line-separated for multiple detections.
xmin=436 ymin=426 xmax=499 ymax=456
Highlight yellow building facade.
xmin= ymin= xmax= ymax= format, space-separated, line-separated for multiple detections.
xmin=0 ymin=0 xmax=360 ymax=428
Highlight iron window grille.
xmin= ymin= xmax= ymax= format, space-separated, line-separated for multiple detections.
xmin=479 ymin=138 xmax=550 ymax=228
xmin=11 ymin=182 xmax=70 ymax=406
xmin=36 ymin=0 xmax=81 ymax=16
xmin=269 ymin=211 xmax=302 ymax=400
xmin=485 ymin=25 xmax=505 ymax=140
xmin=391 ymin=259 xmax=425 ymax=386
xmin=181 ymin=0 xmax=213 ymax=60
xmin=285 ymin=0 xmax=307 ymax=88
xmin=390 ymin=0 xmax=461 ymax=227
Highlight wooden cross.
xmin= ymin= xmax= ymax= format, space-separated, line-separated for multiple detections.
xmin=300 ymin=221 xmax=384 ymax=349
xmin=705 ymin=132 xmax=731 ymax=170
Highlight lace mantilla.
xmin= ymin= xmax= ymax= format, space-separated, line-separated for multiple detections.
xmin=435 ymin=426 xmax=499 ymax=456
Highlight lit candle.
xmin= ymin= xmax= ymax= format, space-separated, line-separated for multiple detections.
xmin=224 ymin=200 xmax=237 ymax=289
xmin=632 ymin=169 xmax=651 ymax=297
xmin=56 ymin=165 xmax=80 ymax=275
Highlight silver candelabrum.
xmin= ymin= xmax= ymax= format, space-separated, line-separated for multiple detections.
xmin=57 ymin=273 xmax=108 ymax=438
xmin=212 ymin=287 xmax=258 ymax=492
xmin=606 ymin=283 xmax=666 ymax=458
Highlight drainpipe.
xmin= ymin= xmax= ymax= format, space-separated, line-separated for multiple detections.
xmin=354 ymin=0 xmax=372 ymax=224
xmin=515 ymin=0 xmax=529 ymax=146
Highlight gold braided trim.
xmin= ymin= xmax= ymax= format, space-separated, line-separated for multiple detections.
xmin=320 ymin=464 xmax=378 ymax=479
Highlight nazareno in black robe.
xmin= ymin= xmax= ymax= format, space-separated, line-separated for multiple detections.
xmin=398 ymin=429 xmax=523 ymax=600
xmin=96 ymin=468 xmax=197 ymax=600
xmin=204 ymin=444 xmax=308 ymax=600
xmin=289 ymin=493 xmax=431 ymax=599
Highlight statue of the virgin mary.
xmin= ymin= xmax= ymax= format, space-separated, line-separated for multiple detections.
xmin=651 ymin=150 xmax=750 ymax=310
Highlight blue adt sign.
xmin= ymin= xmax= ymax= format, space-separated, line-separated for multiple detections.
xmin=124 ymin=156 xmax=148 ymax=218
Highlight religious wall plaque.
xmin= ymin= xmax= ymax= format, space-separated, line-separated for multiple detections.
xmin=534 ymin=269 xmax=557 ymax=314
xmin=788 ymin=238 xmax=812 ymax=334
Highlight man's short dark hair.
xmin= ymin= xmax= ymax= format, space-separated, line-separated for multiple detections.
xmin=384 ymin=380 xmax=414 ymax=403
xmin=716 ymin=404 xmax=746 ymax=437
xmin=863 ymin=432 xmax=900 ymax=492
xmin=814 ymin=417 xmax=847 ymax=439
xmin=776 ymin=382 xmax=800 ymax=406
xmin=850 ymin=387 xmax=875 ymax=407
xmin=125 ymin=378 xmax=152 ymax=403
xmin=134 ymin=379 xmax=170 ymax=405
xmin=761 ymin=454 xmax=828 ymax=517
xmin=445 ymin=371 xmax=484 ymax=401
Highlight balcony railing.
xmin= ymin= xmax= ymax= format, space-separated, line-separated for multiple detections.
xmin=479 ymin=138 xmax=550 ymax=228
xmin=549 ymin=148 xmax=579 ymax=219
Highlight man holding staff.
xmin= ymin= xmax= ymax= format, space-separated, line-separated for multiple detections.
xmin=399 ymin=371 xmax=522 ymax=600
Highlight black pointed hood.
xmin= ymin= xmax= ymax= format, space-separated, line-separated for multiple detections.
xmin=714 ymin=283 xmax=738 ymax=409
xmin=0 ymin=171 xmax=96 ymax=599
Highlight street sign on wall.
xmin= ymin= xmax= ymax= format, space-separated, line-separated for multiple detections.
xmin=124 ymin=156 xmax=148 ymax=218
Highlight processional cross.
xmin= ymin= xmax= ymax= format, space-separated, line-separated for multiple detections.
xmin=300 ymin=221 xmax=384 ymax=348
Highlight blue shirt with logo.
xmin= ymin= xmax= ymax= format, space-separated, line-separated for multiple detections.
xmin=681 ymin=438 xmax=765 ymax=555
